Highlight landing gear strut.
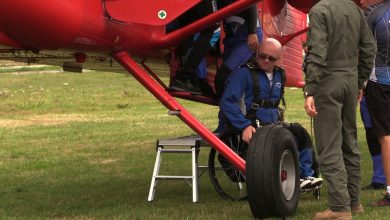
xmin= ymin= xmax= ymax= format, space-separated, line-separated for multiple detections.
xmin=114 ymin=52 xmax=300 ymax=218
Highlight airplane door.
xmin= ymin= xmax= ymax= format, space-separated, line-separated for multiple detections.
xmin=104 ymin=0 xmax=201 ymax=26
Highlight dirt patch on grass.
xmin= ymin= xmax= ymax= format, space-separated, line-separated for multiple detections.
xmin=0 ymin=114 xmax=116 ymax=128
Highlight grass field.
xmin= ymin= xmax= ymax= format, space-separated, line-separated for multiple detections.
xmin=0 ymin=61 xmax=388 ymax=219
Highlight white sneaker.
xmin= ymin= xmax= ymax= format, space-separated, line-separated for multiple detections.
xmin=300 ymin=176 xmax=323 ymax=190
xmin=308 ymin=176 xmax=323 ymax=187
xmin=300 ymin=178 xmax=312 ymax=189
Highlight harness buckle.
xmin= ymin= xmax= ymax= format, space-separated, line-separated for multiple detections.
xmin=252 ymin=103 xmax=260 ymax=109
xmin=247 ymin=62 xmax=255 ymax=69
xmin=256 ymin=119 xmax=260 ymax=128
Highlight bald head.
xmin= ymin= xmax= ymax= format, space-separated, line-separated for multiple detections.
xmin=258 ymin=38 xmax=283 ymax=58
xmin=256 ymin=38 xmax=282 ymax=72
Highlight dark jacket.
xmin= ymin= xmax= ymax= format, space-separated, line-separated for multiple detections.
xmin=220 ymin=65 xmax=284 ymax=130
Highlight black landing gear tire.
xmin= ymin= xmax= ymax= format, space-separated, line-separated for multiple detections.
xmin=246 ymin=125 xmax=300 ymax=218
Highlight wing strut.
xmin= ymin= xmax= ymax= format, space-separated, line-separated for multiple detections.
xmin=114 ymin=51 xmax=246 ymax=173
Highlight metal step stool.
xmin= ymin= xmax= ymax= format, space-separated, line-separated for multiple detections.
xmin=147 ymin=135 xmax=208 ymax=202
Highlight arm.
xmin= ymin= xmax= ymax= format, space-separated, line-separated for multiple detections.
xmin=357 ymin=8 xmax=376 ymax=90
xmin=304 ymin=96 xmax=318 ymax=117
xmin=304 ymin=10 xmax=328 ymax=96
xmin=244 ymin=5 xmax=260 ymax=51
xmin=220 ymin=69 xmax=252 ymax=131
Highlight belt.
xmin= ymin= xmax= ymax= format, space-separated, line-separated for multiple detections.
xmin=251 ymin=100 xmax=280 ymax=109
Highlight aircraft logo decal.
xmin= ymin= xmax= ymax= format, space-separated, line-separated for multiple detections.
xmin=158 ymin=10 xmax=167 ymax=20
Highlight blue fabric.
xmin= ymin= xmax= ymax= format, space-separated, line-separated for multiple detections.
xmin=195 ymin=30 xmax=221 ymax=79
xmin=372 ymin=8 xmax=390 ymax=85
xmin=360 ymin=96 xmax=372 ymax=128
xmin=196 ymin=59 xmax=208 ymax=79
xmin=299 ymin=148 xmax=314 ymax=178
xmin=221 ymin=66 xmax=314 ymax=177
xmin=223 ymin=27 xmax=263 ymax=72
xmin=220 ymin=67 xmax=283 ymax=130
xmin=360 ymin=96 xmax=385 ymax=181
xmin=360 ymin=97 xmax=382 ymax=156
xmin=372 ymin=154 xmax=386 ymax=184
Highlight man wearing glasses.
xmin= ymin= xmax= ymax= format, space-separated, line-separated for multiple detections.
xmin=219 ymin=38 xmax=323 ymax=190
xmin=220 ymin=38 xmax=283 ymax=142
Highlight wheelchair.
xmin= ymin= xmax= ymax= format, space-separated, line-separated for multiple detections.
xmin=208 ymin=125 xmax=321 ymax=201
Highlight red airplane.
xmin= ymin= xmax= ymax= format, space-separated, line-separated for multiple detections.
xmin=0 ymin=0 xmax=362 ymax=218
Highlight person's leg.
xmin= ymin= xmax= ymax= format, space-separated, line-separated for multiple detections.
xmin=314 ymin=75 xmax=350 ymax=212
xmin=286 ymin=123 xmax=322 ymax=188
xmin=215 ymin=27 xmax=261 ymax=98
xmin=285 ymin=123 xmax=313 ymax=177
xmin=171 ymin=0 xmax=216 ymax=94
xmin=370 ymin=135 xmax=390 ymax=206
xmin=181 ymin=0 xmax=215 ymax=73
xmin=360 ymin=96 xmax=385 ymax=188
xmin=379 ymin=136 xmax=390 ymax=188
xmin=299 ymin=148 xmax=314 ymax=177
xmin=340 ymin=79 xmax=361 ymax=209
xmin=366 ymin=82 xmax=390 ymax=206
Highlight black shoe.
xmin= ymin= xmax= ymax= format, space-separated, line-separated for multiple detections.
xmin=196 ymin=78 xmax=216 ymax=98
xmin=362 ymin=182 xmax=387 ymax=191
xmin=169 ymin=78 xmax=203 ymax=95
xmin=371 ymin=192 xmax=390 ymax=206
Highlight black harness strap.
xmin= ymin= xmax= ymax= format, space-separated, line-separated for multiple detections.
xmin=244 ymin=59 xmax=286 ymax=125
xmin=278 ymin=66 xmax=287 ymax=110
xmin=244 ymin=60 xmax=259 ymax=125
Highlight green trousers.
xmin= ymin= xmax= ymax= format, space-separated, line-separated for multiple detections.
xmin=313 ymin=71 xmax=361 ymax=211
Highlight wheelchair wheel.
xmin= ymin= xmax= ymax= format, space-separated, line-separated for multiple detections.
xmin=313 ymin=187 xmax=320 ymax=200
xmin=246 ymin=125 xmax=300 ymax=218
xmin=208 ymin=132 xmax=247 ymax=201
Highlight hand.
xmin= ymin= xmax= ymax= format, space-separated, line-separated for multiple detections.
xmin=242 ymin=125 xmax=256 ymax=143
xmin=357 ymin=89 xmax=363 ymax=102
xmin=304 ymin=96 xmax=318 ymax=117
xmin=247 ymin=34 xmax=259 ymax=51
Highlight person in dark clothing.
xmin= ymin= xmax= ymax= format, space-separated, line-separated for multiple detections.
xmin=169 ymin=0 xmax=218 ymax=95
xmin=213 ymin=2 xmax=263 ymax=133
xmin=358 ymin=0 xmax=387 ymax=192
xmin=360 ymin=96 xmax=386 ymax=190
xmin=360 ymin=0 xmax=390 ymax=207
xmin=214 ymin=2 xmax=263 ymax=99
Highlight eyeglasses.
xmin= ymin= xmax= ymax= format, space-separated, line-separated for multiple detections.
xmin=257 ymin=53 xmax=279 ymax=62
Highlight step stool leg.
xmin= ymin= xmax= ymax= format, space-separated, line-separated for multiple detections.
xmin=192 ymin=147 xmax=198 ymax=202
xmin=148 ymin=147 xmax=163 ymax=201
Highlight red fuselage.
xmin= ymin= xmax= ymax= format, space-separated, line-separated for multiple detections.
xmin=0 ymin=0 xmax=163 ymax=54
xmin=0 ymin=0 xmax=272 ymax=56
xmin=0 ymin=0 xmax=325 ymax=55
xmin=0 ymin=0 xmax=364 ymax=55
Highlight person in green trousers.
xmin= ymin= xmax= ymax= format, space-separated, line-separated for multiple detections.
xmin=303 ymin=0 xmax=376 ymax=219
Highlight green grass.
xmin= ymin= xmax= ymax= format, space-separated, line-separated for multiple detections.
xmin=0 ymin=65 xmax=61 ymax=73
xmin=0 ymin=63 xmax=387 ymax=219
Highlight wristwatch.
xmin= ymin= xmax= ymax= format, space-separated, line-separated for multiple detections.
xmin=304 ymin=92 xmax=313 ymax=98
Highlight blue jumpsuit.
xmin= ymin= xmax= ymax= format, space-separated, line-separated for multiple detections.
xmin=214 ymin=0 xmax=263 ymax=98
xmin=220 ymin=66 xmax=314 ymax=178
